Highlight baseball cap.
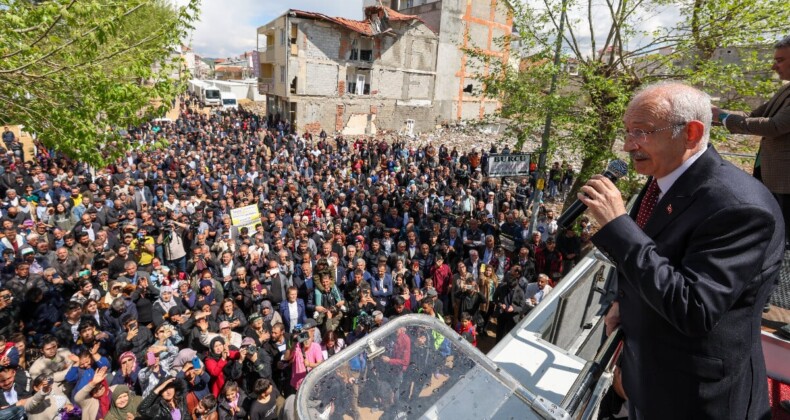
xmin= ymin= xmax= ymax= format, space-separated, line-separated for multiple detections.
xmin=219 ymin=321 xmax=231 ymax=329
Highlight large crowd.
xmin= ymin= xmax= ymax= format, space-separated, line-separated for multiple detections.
xmin=0 ymin=95 xmax=590 ymax=420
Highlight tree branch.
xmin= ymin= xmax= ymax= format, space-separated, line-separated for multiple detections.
xmin=0 ymin=2 xmax=149 ymax=75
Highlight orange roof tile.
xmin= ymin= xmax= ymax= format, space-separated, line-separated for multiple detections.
xmin=290 ymin=6 xmax=432 ymax=37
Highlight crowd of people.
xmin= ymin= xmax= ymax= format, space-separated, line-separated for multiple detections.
xmin=0 ymin=94 xmax=590 ymax=420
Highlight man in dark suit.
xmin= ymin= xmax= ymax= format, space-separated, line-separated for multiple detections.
xmin=278 ymin=286 xmax=306 ymax=333
xmin=580 ymin=82 xmax=784 ymax=419
xmin=132 ymin=179 xmax=153 ymax=212
xmin=714 ymin=35 xmax=790 ymax=246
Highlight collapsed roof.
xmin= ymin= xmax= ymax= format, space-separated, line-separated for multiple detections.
xmin=289 ymin=6 xmax=433 ymax=37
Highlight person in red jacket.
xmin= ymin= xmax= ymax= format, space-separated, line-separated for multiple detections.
xmin=380 ymin=325 xmax=411 ymax=406
xmin=204 ymin=336 xmax=239 ymax=397
xmin=429 ymin=253 xmax=453 ymax=313
xmin=535 ymin=237 xmax=563 ymax=284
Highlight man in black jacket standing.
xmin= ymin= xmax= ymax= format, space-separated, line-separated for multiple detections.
xmin=580 ymin=82 xmax=784 ymax=419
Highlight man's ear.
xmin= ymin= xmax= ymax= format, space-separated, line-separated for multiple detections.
xmin=685 ymin=121 xmax=706 ymax=150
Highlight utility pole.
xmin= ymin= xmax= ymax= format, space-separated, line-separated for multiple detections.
xmin=528 ymin=0 xmax=569 ymax=236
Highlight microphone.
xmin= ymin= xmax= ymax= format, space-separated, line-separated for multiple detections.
xmin=556 ymin=159 xmax=629 ymax=229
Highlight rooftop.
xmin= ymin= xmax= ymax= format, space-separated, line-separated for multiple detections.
xmin=286 ymin=6 xmax=433 ymax=37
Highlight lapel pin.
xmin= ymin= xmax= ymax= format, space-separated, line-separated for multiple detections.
xmin=666 ymin=204 xmax=673 ymax=214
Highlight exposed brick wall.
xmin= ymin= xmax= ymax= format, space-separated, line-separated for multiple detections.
xmin=339 ymin=37 xmax=349 ymax=61
xmin=370 ymin=105 xmax=378 ymax=114
xmin=335 ymin=105 xmax=344 ymax=132
xmin=338 ymin=80 xmax=346 ymax=96
xmin=303 ymin=122 xmax=322 ymax=134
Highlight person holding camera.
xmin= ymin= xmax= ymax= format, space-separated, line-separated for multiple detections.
xmin=115 ymin=314 xmax=154 ymax=364
xmin=313 ymin=271 xmax=346 ymax=332
xmin=455 ymin=278 xmax=483 ymax=329
xmin=238 ymin=337 xmax=273 ymax=397
xmin=25 ymin=373 xmax=71 ymax=420
xmin=354 ymin=284 xmax=381 ymax=321
xmin=161 ymin=218 xmax=188 ymax=273
xmin=129 ymin=226 xmax=155 ymax=271
xmin=283 ymin=320 xmax=323 ymax=392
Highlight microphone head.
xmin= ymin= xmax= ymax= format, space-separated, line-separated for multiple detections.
xmin=606 ymin=159 xmax=629 ymax=180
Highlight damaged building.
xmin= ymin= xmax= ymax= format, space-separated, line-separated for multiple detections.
xmin=256 ymin=6 xmax=439 ymax=135
xmin=372 ymin=0 xmax=515 ymax=124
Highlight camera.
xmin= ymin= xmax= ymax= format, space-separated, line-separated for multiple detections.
xmin=357 ymin=313 xmax=375 ymax=329
xmin=245 ymin=345 xmax=257 ymax=354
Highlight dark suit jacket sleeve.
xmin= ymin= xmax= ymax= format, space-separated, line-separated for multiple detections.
xmin=593 ymin=205 xmax=775 ymax=337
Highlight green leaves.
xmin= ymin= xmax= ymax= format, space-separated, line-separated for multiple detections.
xmin=475 ymin=0 xmax=788 ymax=206
xmin=0 ymin=0 xmax=200 ymax=165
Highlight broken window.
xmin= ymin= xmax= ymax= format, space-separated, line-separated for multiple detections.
xmin=463 ymin=84 xmax=473 ymax=93
xmin=350 ymin=39 xmax=359 ymax=61
xmin=360 ymin=38 xmax=373 ymax=62
xmin=290 ymin=77 xmax=297 ymax=94
xmin=290 ymin=24 xmax=298 ymax=56
xmin=347 ymin=71 xmax=371 ymax=95
xmin=350 ymin=38 xmax=373 ymax=62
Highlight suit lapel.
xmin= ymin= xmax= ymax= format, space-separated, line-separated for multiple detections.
xmin=643 ymin=147 xmax=721 ymax=238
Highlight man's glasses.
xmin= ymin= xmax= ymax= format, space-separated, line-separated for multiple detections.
xmin=618 ymin=123 xmax=687 ymax=144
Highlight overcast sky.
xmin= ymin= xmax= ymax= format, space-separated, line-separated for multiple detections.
xmin=181 ymin=1 xmax=362 ymax=58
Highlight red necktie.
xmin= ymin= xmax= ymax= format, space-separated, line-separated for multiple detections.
xmin=636 ymin=180 xmax=660 ymax=229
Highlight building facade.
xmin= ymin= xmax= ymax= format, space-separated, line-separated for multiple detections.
xmin=256 ymin=7 xmax=439 ymax=135
xmin=380 ymin=0 xmax=514 ymax=124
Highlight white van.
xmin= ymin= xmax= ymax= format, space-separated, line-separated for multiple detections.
xmin=220 ymin=91 xmax=238 ymax=111
xmin=202 ymin=85 xmax=221 ymax=107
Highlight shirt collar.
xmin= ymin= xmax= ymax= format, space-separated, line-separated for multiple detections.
xmin=656 ymin=147 xmax=706 ymax=200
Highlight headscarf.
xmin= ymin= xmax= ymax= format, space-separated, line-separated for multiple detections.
xmin=116 ymin=351 xmax=138 ymax=390
xmin=155 ymin=291 xmax=178 ymax=315
xmin=106 ymin=385 xmax=142 ymax=420
xmin=93 ymin=381 xmax=112 ymax=419
xmin=199 ymin=279 xmax=216 ymax=305
xmin=208 ymin=336 xmax=225 ymax=360
xmin=172 ymin=348 xmax=198 ymax=371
